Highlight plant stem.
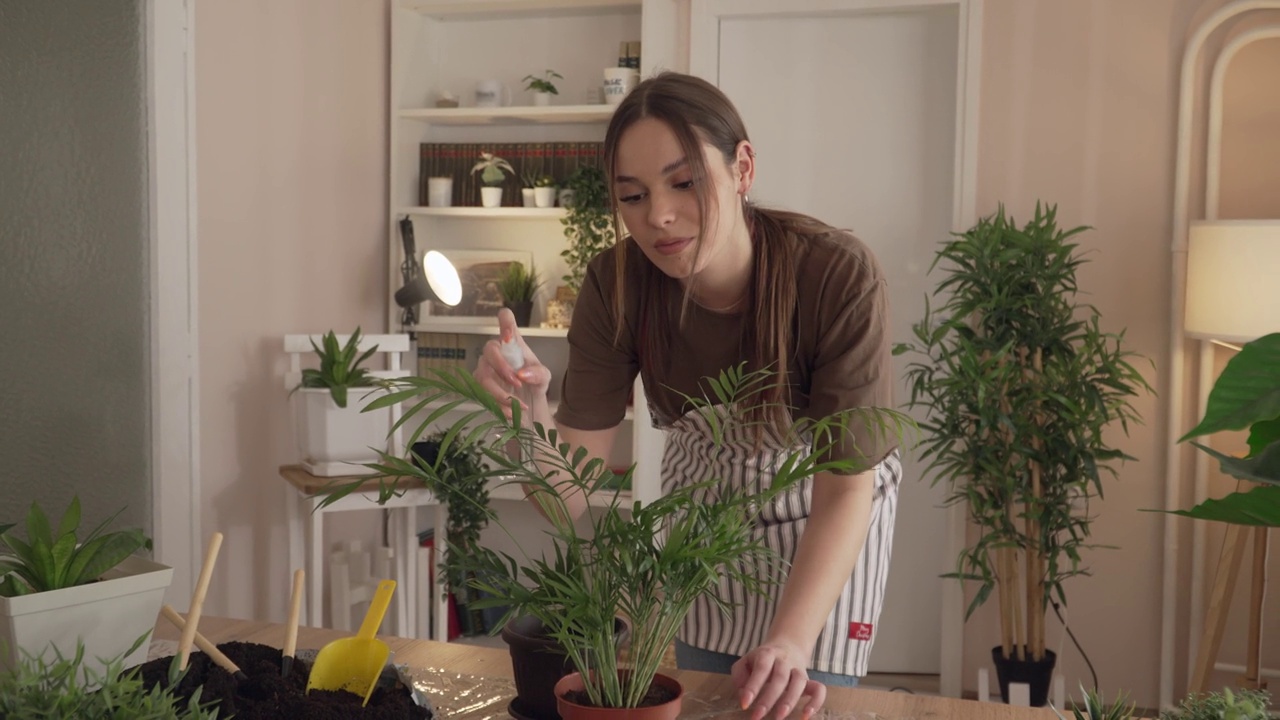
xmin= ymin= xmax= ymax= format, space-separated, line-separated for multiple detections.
xmin=997 ymin=545 xmax=1013 ymax=659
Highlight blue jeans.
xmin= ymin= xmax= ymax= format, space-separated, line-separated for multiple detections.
xmin=675 ymin=640 xmax=859 ymax=688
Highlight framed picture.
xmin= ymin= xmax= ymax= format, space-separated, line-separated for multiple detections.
xmin=424 ymin=249 xmax=534 ymax=322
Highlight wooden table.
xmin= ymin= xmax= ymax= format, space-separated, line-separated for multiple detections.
xmin=155 ymin=616 xmax=1058 ymax=719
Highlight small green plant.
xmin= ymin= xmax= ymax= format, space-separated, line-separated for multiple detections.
xmin=533 ymin=174 xmax=556 ymax=188
xmin=471 ymin=152 xmax=515 ymax=187
xmin=408 ymin=431 xmax=490 ymax=590
xmin=1159 ymin=687 xmax=1272 ymax=720
xmin=0 ymin=496 xmax=150 ymax=597
xmin=1052 ymin=686 xmax=1138 ymax=720
xmin=497 ymin=262 xmax=543 ymax=305
xmin=520 ymin=168 xmax=540 ymax=189
xmin=294 ymin=328 xmax=377 ymax=409
xmin=522 ymin=69 xmax=563 ymax=95
xmin=0 ymin=636 xmax=219 ymax=719
xmin=559 ymin=164 xmax=614 ymax=295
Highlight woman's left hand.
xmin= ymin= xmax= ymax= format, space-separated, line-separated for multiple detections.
xmin=731 ymin=641 xmax=826 ymax=719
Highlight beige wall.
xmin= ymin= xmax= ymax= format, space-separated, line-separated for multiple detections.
xmin=195 ymin=0 xmax=390 ymax=620
xmin=974 ymin=0 xmax=1280 ymax=709
xmin=191 ymin=0 xmax=1279 ymax=709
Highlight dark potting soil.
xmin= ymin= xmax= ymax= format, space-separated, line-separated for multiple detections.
xmin=137 ymin=641 xmax=432 ymax=720
xmin=563 ymin=683 xmax=678 ymax=709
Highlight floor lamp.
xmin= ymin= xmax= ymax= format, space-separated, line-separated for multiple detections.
xmin=1183 ymin=220 xmax=1280 ymax=694
xmin=1164 ymin=1 xmax=1280 ymax=707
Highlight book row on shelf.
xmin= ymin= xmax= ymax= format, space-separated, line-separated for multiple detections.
xmin=416 ymin=332 xmax=470 ymax=375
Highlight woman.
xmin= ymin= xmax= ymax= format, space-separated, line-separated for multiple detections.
xmin=476 ymin=72 xmax=901 ymax=720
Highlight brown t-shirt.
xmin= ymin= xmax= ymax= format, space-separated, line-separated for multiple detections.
xmin=554 ymin=229 xmax=897 ymax=468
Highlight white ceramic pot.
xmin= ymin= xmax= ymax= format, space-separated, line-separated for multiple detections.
xmin=481 ymin=186 xmax=504 ymax=208
xmin=533 ymin=187 xmax=556 ymax=208
xmin=292 ymin=387 xmax=392 ymax=477
xmin=521 ymin=188 xmax=536 ymax=207
xmin=0 ymin=555 xmax=174 ymax=678
xmin=531 ymin=91 xmax=552 ymax=107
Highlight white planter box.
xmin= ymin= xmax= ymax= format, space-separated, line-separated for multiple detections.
xmin=293 ymin=387 xmax=393 ymax=477
xmin=0 ymin=554 xmax=173 ymax=675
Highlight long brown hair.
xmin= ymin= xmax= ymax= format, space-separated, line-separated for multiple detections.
xmin=602 ymin=72 xmax=837 ymax=434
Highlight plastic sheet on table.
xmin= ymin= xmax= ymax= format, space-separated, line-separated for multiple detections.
xmin=402 ymin=664 xmax=925 ymax=720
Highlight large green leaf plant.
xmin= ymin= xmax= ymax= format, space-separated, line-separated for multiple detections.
xmin=0 ymin=497 xmax=150 ymax=597
xmin=322 ymin=364 xmax=911 ymax=710
xmin=1170 ymin=332 xmax=1280 ymax=525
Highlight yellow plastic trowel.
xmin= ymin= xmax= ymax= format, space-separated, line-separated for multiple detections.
xmin=305 ymin=579 xmax=397 ymax=706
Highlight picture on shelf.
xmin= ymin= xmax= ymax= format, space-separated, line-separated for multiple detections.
xmin=425 ymin=250 xmax=534 ymax=322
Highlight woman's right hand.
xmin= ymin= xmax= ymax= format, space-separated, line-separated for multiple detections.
xmin=474 ymin=309 xmax=552 ymax=417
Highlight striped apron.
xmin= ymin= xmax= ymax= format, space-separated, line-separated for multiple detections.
xmin=659 ymin=404 xmax=902 ymax=677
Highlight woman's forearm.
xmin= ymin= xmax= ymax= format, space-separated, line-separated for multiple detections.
xmin=764 ymin=469 xmax=876 ymax=657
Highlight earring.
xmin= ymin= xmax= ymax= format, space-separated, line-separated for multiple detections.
xmin=743 ymin=194 xmax=750 ymax=204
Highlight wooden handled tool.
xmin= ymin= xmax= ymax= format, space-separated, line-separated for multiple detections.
xmin=178 ymin=531 xmax=223 ymax=671
xmin=161 ymin=605 xmax=246 ymax=681
xmin=282 ymin=568 xmax=305 ymax=677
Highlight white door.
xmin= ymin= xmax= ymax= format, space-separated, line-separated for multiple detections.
xmin=691 ymin=0 xmax=978 ymax=676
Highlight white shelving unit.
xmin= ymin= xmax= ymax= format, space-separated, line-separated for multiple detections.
xmin=388 ymin=0 xmax=662 ymax=642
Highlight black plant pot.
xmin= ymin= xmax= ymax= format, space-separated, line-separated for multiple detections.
xmin=501 ymin=615 xmax=628 ymax=720
xmin=991 ymin=646 xmax=1056 ymax=707
xmin=505 ymin=300 xmax=534 ymax=327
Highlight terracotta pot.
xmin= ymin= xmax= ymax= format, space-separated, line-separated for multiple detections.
xmin=554 ymin=671 xmax=682 ymax=720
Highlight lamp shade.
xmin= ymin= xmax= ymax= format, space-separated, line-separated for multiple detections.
xmin=394 ymin=250 xmax=462 ymax=308
xmin=1184 ymin=219 xmax=1280 ymax=342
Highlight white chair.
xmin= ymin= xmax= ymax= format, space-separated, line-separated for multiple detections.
xmin=281 ymin=332 xmax=443 ymax=639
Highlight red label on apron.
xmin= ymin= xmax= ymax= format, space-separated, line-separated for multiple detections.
xmin=849 ymin=622 xmax=874 ymax=641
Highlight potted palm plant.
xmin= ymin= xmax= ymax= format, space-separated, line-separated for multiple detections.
xmin=345 ymin=364 xmax=909 ymax=719
xmin=0 ymin=497 xmax=173 ymax=678
xmin=289 ymin=328 xmax=393 ymax=477
xmin=497 ymin=262 xmax=543 ymax=328
xmin=893 ymin=203 xmax=1153 ymax=707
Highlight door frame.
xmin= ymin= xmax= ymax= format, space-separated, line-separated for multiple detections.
xmin=146 ymin=0 xmax=201 ymax=609
xmin=687 ymin=0 xmax=983 ymax=698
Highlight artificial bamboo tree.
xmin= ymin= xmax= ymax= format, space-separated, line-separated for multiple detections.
xmin=894 ymin=203 xmax=1152 ymax=668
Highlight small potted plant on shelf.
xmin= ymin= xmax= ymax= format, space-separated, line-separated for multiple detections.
xmin=519 ymin=168 xmax=539 ymax=208
xmin=533 ymin=174 xmax=557 ymax=209
xmin=523 ymin=69 xmax=563 ymax=106
xmin=0 ymin=496 xmax=173 ymax=678
xmin=471 ymin=152 xmax=515 ymax=208
xmin=346 ymin=364 xmax=910 ymax=719
xmin=496 ymin=262 xmax=543 ymax=328
xmin=893 ymin=202 xmax=1153 ymax=707
xmin=289 ymin=328 xmax=394 ymax=477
